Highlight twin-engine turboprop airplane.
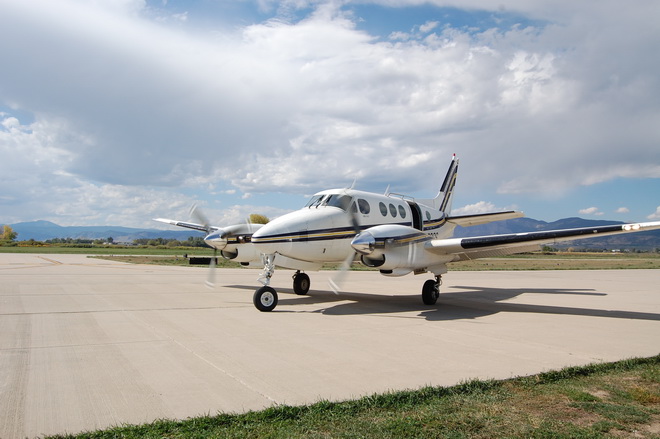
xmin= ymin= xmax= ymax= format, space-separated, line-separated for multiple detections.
xmin=155 ymin=155 xmax=660 ymax=312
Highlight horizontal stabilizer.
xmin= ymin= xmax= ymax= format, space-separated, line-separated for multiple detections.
xmin=447 ymin=211 xmax=524 ymax=227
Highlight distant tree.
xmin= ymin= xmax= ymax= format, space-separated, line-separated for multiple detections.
xmin=249 ymin=214 xmax=270 ymax=224
xmin=107 ymin=237 xmax=114 ymax=244
xmin=186 ymin=236 xmax=207 ymax=247
xmin=1 ymin=225 xmax=17 ymax=241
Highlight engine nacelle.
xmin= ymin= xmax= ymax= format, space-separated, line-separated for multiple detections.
xmin=360 ymin=254 xmax=385 ymax=268
xmin=352 ymin=224 xmax=454 ymax=273
xmin=220 ymin=243 xmax=262 ymax=264
xmin=205 ymin=223 xmax=265 ymax=264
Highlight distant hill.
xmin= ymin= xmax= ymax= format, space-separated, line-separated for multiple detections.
xmin=8 ymin=217 xmax=660 ymax=250
xmin=9 ymin=220 xmax=200 ymax=242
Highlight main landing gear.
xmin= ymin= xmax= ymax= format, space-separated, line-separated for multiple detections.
xmin=293 ymin=271 xmax=310 ymax=295
xmin=253 ymin=255 xmax=311 ymax=312
xmin=421 ymin=275 xmax=442 ymax=305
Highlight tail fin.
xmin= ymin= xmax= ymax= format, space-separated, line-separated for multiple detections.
xmin=435 ymin=154 xmax=459 ymax=213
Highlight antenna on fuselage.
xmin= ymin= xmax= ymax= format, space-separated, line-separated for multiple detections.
xmin=384 ymin=184 xmax=390 ymax=196
xmin=349 ymin=178 xmax=357 ymax=190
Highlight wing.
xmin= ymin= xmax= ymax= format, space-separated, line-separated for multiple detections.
xmin=153 ymin=218 xmax=220 ymax=233
xmin=426 ymin=221 xmax=660 ymax=261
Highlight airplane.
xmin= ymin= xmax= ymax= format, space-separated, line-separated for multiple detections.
xmin=155 ymin=155 xmax=660 ymax=312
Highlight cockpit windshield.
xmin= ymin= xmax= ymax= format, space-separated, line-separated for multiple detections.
xmin=305 ymin=194 xmax=353 ymax=211
xmin=325 ymin=194 xmax=353 ymax=211
xmin=305 ymin=195 xmax=325 ymax=208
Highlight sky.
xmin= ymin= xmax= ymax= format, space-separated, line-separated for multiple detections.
xmin=1 ymin=0 xmax=659 ymax=229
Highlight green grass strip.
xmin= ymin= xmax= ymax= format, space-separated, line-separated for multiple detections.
xmin=46 ymin=354 xmax=660 ymax=439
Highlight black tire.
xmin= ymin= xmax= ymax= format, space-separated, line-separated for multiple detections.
xmin=293 ymin=272 xmax=311 ymax=295
xmin=253 ymin=286 xmax=278 ymax=312
xmin=422 ymin=279 xmax=439 ymax=305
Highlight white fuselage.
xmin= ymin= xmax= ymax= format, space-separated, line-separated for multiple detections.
xmin=251 ymin=188 xmax=455 ymax=265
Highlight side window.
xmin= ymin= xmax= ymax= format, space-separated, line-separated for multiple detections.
xmin=358 ymin=199 xmax=370 ymax=215
xmin=379 ymin=202 xmax=388 ymax=216
xmin=425 ymin=211 xmax=431 ymax=221
xmin=398 ymin=205 xmax=406 ymax=218
xmin=389 ymin=203 xmax=397 ymax=217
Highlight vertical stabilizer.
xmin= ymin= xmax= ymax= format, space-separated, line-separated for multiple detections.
xmin=438 ymin=154 xmax=459 ymax=213
xmin=409 ymin=155 xmax=459 ymax=214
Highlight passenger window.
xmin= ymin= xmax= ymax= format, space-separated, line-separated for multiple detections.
xmin=379 ymin=202 xmax=388 ymax=216
xmin=358 ymin=199 xmax=370 ymax=215
xmin=398 ymin=205 xmax=406 ymax=218
xmin=389 ymin=204 xmax=397 ymax=217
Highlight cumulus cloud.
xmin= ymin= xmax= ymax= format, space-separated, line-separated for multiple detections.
xmin=648 ymin=206 xmax=660 ymax=220
xmin=451 ymin=201 xmax=512 ymax=215
xmin=1 ymin=0 xmax=659 ymax=225
xmin=616 ymin=207 xmax=630 ymax=214
xmin=579 ymin=207 xmax=604 ymax=216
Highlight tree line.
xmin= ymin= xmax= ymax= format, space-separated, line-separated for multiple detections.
xmin=1 ymin=214 xmax=270 ymax=248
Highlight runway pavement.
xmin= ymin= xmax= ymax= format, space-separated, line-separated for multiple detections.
xmin=1 ymin=253 xmax=659 ymax=438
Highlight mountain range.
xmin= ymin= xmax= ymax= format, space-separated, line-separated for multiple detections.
xmin=8 ymin=218 xmax=660 ymax=250
xmin=9 ymin=220 xmax=198 ymax=243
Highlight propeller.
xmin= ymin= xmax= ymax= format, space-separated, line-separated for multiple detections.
xmin=329 ymin=198 xmax=361 ymax=294
xmin=189 ymin=204 xmax=218 ymax=288
xmin=189 ymin=204 xmax=212 ymax=234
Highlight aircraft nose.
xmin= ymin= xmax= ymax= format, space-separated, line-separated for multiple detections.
xmin=251 ymin=221 xmax=295 ymax=256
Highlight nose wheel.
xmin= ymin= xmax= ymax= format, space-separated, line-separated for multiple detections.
xmin=253 ymin=286 xmax=278 ymax=312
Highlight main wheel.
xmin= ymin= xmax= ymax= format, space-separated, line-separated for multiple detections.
xmin=253 ymin=286 xmax=278 ymax=312
xmin=293 ymin=272 xmax=310 ymax=295
xmin=422 ymin=279 xmax=439 ymax=305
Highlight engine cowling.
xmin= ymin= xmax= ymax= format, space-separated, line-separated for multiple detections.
xmin=351 ymin=224 xmax=453 ymax=273
xmin=204 ymin=223 xmax=264 ymax=264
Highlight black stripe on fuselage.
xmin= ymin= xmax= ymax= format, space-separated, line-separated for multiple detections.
xmin=423 ymin=217 xmax=447 ymax=230
xmin=252 ymin=222 xmax=412 ymax=244
xmin=460 ymin=225 xmax=624 ymax=249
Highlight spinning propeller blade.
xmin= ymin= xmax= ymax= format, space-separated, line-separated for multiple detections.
xmin=206 ymin=248 xmax=217 ymax=288
xmin=329 ymin=199 xmax=361 ymax=294
xmin=189 ymin=204 xmax=218 ymax=288
xmin=189 ymin=204 xmax=212 ymax=234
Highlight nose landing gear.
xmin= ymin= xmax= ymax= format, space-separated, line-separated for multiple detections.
xmin=253 ymin=286 xmax=278 ymax=312
xmin=254 ymin=254 xmax=278 ymax=312
xmin=253 ymin=258 xmax=312 ymax=311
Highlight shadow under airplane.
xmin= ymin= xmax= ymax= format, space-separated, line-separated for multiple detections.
xmin=227 ymin=284 xmax=660 ymax=322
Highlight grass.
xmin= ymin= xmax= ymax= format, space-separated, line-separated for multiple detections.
xmin=46 ymin=355 xmax=660 ymax=438
xmin=448 ymin=252 xmax=660 ymax=271
xmin=0 ymin=245 xmax=216 ymax=255
xmin=95 ymin=251 xmax=660 ymax=271
xmin=3 ymin=245 xmax=660 ymax=270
